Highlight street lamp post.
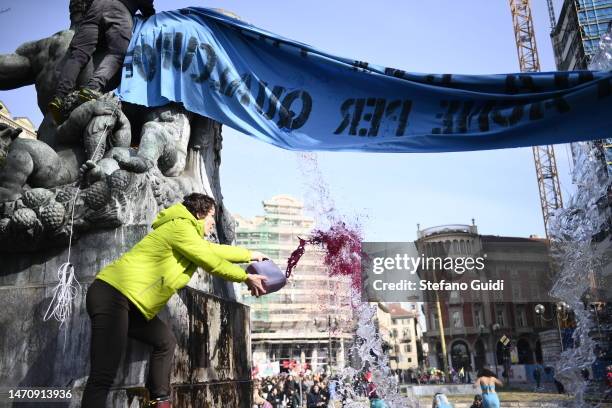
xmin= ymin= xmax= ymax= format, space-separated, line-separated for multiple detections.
xmin=555 ymin=302 xmax=570 ymax=351
xmin=535 ymin=302 xmax=569 ymax=352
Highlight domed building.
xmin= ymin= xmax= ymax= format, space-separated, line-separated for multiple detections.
xmin=417 ymin=221 xmax=560 ymax=383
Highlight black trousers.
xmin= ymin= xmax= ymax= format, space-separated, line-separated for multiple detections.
xmin=81 ymin=279 xmax=176 ymax=408
xmin=56 ymin=0 xmax=134 ymax=97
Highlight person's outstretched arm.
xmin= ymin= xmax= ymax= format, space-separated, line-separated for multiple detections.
xmin=169 ymin=219 xmax=267 ymax=295
xmin=206 ymin=241 xmax=268 ymax=263
xmin=170 ymin=221 xmax=248 ymax=281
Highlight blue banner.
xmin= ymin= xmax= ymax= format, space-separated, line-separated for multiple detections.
xmin=118 ymin=7 xmax=612 ymax=153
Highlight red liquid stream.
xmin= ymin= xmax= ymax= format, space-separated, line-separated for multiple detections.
xmin=286 ymin=221 xmax=362 ymax=289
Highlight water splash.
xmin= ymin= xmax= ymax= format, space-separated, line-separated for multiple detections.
xmin=548 ymin=140 xmax=611 ymax=406
xmin=547 ymin=26 xmax=612 ymax=407
xmin=330 ymin=289 xmax=419 ymax=408
xmin=295 ymin=152 xmax=418 ymax=407
xmin=296 ymin=152 xmax=339 ymax=226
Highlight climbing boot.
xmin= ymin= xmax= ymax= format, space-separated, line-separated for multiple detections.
xmin=77 ymin=87 xmax=103 ymax=104
xmin=145 ymin=396 xmax=172 ymax=407
xmin=47 ymin=96 xmax=65 ymax=125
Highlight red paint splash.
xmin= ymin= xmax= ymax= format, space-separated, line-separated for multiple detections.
xmin=285 ymin=237 xmax=308 ymax=278
xmin=286 ymin=221 xmax=362 ymax=289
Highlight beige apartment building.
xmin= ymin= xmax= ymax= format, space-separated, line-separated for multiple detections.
xmin=235 ymin=195 xmax=354 ymax=373
xmin=388 ymin=303 xmax=421 ymax=375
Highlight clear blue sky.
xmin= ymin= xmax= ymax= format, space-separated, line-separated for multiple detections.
xmin=0 ymin=0 xmax=576 ymax=241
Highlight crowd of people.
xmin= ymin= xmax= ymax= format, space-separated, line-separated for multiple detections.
xmin=252 ymin=364 xmax=612 ymax=408
xmin=252 ymin=372 xmax=389 ymax=408
xmin=252 ymin=374 xmax=333 ymax=408
xmin=395 ymin=367 xmax=474 ymax=385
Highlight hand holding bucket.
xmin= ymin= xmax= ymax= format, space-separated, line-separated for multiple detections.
xmin=246 ymin=259 xmax=287 ymax=296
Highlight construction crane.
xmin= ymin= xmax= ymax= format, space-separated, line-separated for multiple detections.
xmin=546 ymin=0 xmax=557 ymax=29
xmin=509 ymin=0 xmax=563 ymax=238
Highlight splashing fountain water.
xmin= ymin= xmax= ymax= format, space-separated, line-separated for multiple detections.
xmin=547 ymin=27 xmax=612 ymax=407
xmin=294 ymin=153 xmax=419 ymax=407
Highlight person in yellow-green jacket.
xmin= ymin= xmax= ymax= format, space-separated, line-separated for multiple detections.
xmin=81 ymin=193 xmax=268 ymax=408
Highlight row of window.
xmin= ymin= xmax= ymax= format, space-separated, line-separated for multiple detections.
xmin=576 ymin=0 xmax=612 ymax=10
xmin=430 ymin=305 xmax=534 ymax=331
xmin=584 ymin=37 xmax=606 ymax=56
xmin=394 ymin=344 xmax=412 ymax=354
xmin=446 ymin=284 xmax=541 ymax=302
xmin=391 ymin=315 xmax=415 ymax=325
xmin=248 ymin=288 xmax=349 ymax=304
xmin=236 ymin=233 xmax=302 ymax=241
xmin=391 ymin=328 xmax=412 ymax=340
xmin=578 ymin=8 xmax=612 ymax=21
xmin=581 ymin=22 xmax=611 ymax=37
xmin=420 ymin=240 xmax=475 ymax=256
xmin=250 ymin=295 xmax=351 ymax=306
xmin=252 ymin=312 xmax=350 ymax=321
xmin=262 ymin=219 xmax=306 ymax=227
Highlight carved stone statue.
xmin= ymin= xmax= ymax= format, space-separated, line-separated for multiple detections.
xmin=0 ymin=97 xmax=130 ymax=201
xmin=0 ymin=0 xmax=101 ymax=148
xmin=0 ymin=5 xmax=250 ymax=405
xmin=0 ymin=0 xmax=236 ymax=261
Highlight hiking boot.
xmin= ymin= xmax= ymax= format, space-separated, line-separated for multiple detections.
xmin=47 ymin=96 xmax=65 ymax=125
xmin=145 ymin=397 xmax=172 ymax=407
xmin=77 ymin=87 xmax=103 ymax=104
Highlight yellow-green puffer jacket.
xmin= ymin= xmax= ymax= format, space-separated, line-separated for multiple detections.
xmin=96 ymin=203 xmax=251 ymax=320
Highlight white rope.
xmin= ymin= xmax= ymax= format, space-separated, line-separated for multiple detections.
xmin=43 ymin=262 xmax=81 ymax=327
xmin=43 ymin=100 xmax=119 ymax=329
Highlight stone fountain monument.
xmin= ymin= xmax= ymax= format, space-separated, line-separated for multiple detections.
xmin=0 ymin=1 xmax=252 ymax=406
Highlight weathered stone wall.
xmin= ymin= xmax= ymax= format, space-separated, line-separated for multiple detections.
xmin=0 ymin=226 xmax=252 ymax=407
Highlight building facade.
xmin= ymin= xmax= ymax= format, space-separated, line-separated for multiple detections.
xmin=551 ymin=2 xmax=612 ymax=176
xmin=551 ymin=0 xmax=612 ymax=70
xmin=387 ymin=303 xmax=422 ymax=381
xmin=417 ymin=223 xmax=559 ymax=381
xmin=235 ymin=195 xmax=353 ymax=374
xmin=0 ymin=100 xmax=36 ymax=139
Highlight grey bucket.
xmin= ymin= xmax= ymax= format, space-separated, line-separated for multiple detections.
xmin=246 ymin=259 xmax=287 ymax=294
